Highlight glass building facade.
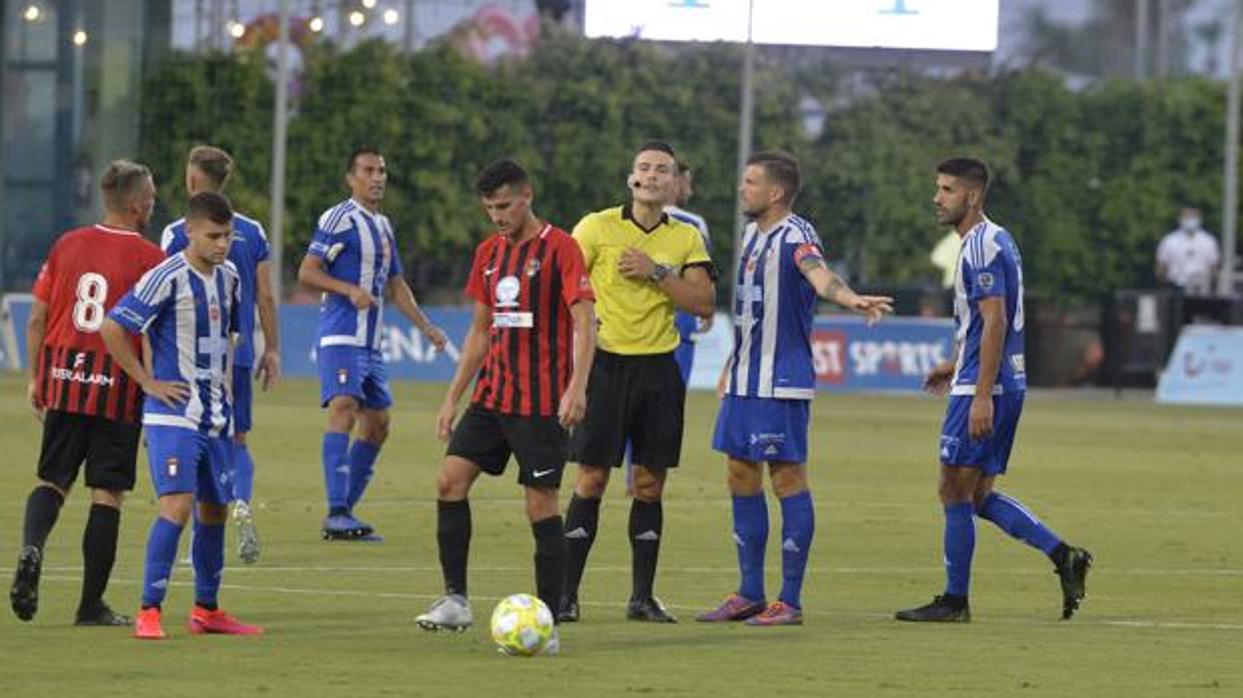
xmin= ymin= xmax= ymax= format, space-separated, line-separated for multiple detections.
xmin=0 ymin=0 xmax=170 ymax=293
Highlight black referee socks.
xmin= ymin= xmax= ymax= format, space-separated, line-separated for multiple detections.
xmin=562 ymin=495 xmax=601 ymax=600
xmin=629 ymin=499 xmax=663 ymax=601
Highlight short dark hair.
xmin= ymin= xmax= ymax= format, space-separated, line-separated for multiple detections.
xmin=475 ymin=159 xmax=530 ymax=196
xmin=347 ymin=146 xmax=384 ymax=173
xmin=936 ymin=157 xmax=990 ymax=192
xmin=100 ymin=160 xmax=152 ymax=213
xmin=635 ymin=140 xmax=676 ymax=159
xmin=186 ymin=191 xmax=234 ymax=225
xmin=747 ymin=150 xmax=802 ymax=206
xmin=188 ymin=145 xmax=234 ymax=189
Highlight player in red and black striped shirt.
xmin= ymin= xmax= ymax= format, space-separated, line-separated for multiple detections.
xmin=11 ymin=160 xmax=165 ymax=627
xmin=416 ymin=160 xmax=596 ymax=632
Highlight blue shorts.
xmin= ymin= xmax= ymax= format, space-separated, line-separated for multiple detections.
xmin=939 ymin=392 xmax=1025 ymax=475
xmin=712 ymin=395 xmax=810 ymax=464
xmin=145 ymin=426 xmax=233 ymax=504
xmin=673 ymin=311 xmax=698 ymax=385
xmin=318 ymin=346 xmax=393 ymax=410
xmin=232 ymin=364 xmax=253 ymax=434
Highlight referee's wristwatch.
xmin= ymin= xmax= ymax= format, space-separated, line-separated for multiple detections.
xmin=650 ymin=263 xmax=674 ymax=284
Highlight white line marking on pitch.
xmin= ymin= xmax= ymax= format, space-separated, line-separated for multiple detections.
xmin=40 ymin=564 xmax=1243 ymax=577
xmin=36 ymin=574 xmax=1243 ymax=632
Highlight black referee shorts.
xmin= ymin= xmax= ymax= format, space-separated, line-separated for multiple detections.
xmin=36 ymin=410 xmax=141 ymax=492
xmin=568 ymin=350 xmax=685 ymax=470
xmin=446 ymin=404 xmax=568 ymax=488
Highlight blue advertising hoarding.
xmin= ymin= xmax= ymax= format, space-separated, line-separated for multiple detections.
xmin=3 ymin=294 xmax=954 ymax=394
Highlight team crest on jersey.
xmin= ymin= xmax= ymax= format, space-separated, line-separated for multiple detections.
xmin=166 ymin=457 xmax=179 ymax=478
xmin=337 ymin=368 xmax=349 ymax=385
xmin=525 ymin=258 xmax=541 ymax=277
xmin=496 ymin=276 xmax=521 ymax=308
xmin=977 ymin=272 xmax=995 ymax=290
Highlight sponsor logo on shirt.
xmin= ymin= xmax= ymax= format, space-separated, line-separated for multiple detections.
xmin=496 ymin=276 xmax=521 ymax=308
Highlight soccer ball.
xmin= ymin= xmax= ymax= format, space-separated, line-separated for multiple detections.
xmin=490 ymin=593 xmax=554 ymax=656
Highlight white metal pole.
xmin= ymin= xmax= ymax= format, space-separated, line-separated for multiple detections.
xmin=1135 ymin=0 xmax=1150 ymax=79
xmin=731 ymin=0 xmax=756 ymax=296
xmin=269 ymin=0 xmax=289 ymax=306
xmin=1218 ymin=0 xmax=1241 ymax=296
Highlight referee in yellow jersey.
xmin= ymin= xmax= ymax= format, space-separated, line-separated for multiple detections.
xmin=559 ymin=141 xmax=716 ymax=623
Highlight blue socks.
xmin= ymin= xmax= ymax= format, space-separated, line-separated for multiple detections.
xmin=192 ymin=521 xmax=225 ymax=607
xmin=322 ymin=432 xmax=350 ymax=513
xmin=346 ymin=440 xmax=381 ymax=511
xmin=732 ymin=493 xmax=769 ymax=602
xmin=977 ymin=491 xmax=1062 ymax=555
xmin=943 ymin=502 xmax=976 ymax=597
xmin=232 ymin=442 xmax=255 ymax=504
xmin=778 ymin=491 xmax=815 ymax=609
xmin=141 ymin=517 xmax=184 ymax=608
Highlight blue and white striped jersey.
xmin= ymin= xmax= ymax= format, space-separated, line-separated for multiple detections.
xmin=665 ymin=205 xmax=711 ymax=251
xmin=108 ymin=253 xmax=241 ymax=436
xmin=724 ymin=214 xmax=824 ymax=401
xmin=162 ymin=211 xmax=269 ymax=368
xmin=307 ymin=199 xmax=403 ymax=350
xmin=951 ymin=217 xmax=1027 ymax=395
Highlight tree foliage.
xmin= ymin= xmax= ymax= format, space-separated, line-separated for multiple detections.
xmin=139 ymin=33 xmax=1233 ymax=304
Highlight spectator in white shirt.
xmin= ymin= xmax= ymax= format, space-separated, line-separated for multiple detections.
xmin=1156 ymin=207 xmax=1220 ymax=296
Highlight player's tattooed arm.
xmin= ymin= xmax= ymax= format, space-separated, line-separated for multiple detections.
xmin=798 ymin=257 xmax=895 ymax=324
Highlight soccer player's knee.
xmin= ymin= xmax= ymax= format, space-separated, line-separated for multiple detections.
xmin=574 ymin=467 xmax=609 ymax=498
xmin=435 ymin=470 xmax=468 ymax=500
xmin=90 ymin=488 xmax=125 ymax=509
xmin=525 ymin=488 xmax=559 ymax=521
xmin=632 ymin=476 xmax=664 ymax=503
xmin=37 ymin=480 xmax=69 ymax=499
xmin=327 ymin=397 xmax=359 ymax=424
xmin=198 ymin=502 xmax=229 ymax=524
xmin=364 ymin=419 xmax=390 ymax=445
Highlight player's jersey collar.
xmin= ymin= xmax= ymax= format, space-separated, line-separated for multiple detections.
xmin=621 ymin=203 xmax=669 ymax=234
xmin=95 ymin=223 xmax=141 ymax=237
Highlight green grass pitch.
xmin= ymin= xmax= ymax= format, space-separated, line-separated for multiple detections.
xmin=1 ymin=373 xmax=1240 ymax=696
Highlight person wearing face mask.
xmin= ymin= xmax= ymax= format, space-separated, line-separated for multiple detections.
xmin=1156 ymin=207 xmax=1221 ymax=296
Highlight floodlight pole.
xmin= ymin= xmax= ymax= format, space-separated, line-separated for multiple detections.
xmin=731 ymin=0 xmax=756 ymax=298
xmin=1219 ymin=0 xmax=1241 ymax=297
xmin=1135 ymin=0 xmax=1149 ymax=79
xmin=269 ymin=0 xmax=290 ymax=306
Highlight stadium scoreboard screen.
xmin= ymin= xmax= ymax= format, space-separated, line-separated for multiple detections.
xmin=584 ymin=0 xmax=999 ymax=53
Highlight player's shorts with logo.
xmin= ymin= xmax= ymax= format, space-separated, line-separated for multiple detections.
xmin=447 ymin=404 xmax=568 ymax=487
xmin=318 ymin=346 xmax=393 ymax=410
xmin=938 ymin=391 xmax=1025 ymax=475
xmin=144 ymin=425 xmax=234 ymax=504
xmin=712 ymin=394 xmax=810 ymax=463
xmin=37 ymin=410 xmax=141 ymax=491
xmin=568 ymin=350 xmax=685 ymax=470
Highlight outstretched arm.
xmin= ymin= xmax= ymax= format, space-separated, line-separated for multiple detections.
xmin=798 ymin=257 xmax=894 ymax=324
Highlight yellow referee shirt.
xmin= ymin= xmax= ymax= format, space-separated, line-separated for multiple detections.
xmin=573 ymin=205 xmax=713 ymax=355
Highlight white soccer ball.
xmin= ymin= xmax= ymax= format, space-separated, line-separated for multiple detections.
xmin=490 ymin=593 xmax=555 ymax=656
